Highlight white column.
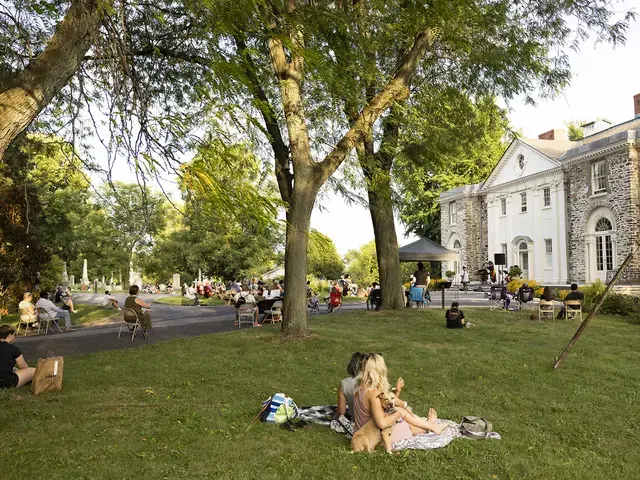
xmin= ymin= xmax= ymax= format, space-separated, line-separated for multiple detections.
xmin=555 ymin=180 xmax=568 ymax=284
xmin=531 ymin=187 xmax=541 ymax=281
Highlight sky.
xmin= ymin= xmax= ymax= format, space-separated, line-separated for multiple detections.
xmin=93 ymin=1 xmax=640 ymax=256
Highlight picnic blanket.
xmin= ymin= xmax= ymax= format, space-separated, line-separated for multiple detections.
xmin=299 ymin=405 xmax=500 ymax=451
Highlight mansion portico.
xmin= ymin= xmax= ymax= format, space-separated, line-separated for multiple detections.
xmin=439 ymin=95 xmax=640 ymax=285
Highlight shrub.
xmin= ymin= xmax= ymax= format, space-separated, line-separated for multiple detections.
xmin=580 ymin=279 xmax=606 ymax=312
xmin=308 ymin=277 xmax=330 ymax=295
xmin=509 ymin=265 xmax=522 ymax=278
xmin=557 ymin=289 xmax=570 ymax=301
xmin=445 ymin=270 xmax=456 ymax=278
xmin=506 ymin=279 xmax=543 ymax=296
xmin=596 ymin=293 xmax=640 ymax=318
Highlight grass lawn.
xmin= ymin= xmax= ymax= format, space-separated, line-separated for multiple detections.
xmin=154 ymin=296 xmax=225 ymax=306
xmin=1 ymin=304 xmax=119 ymax=328
xmin=1 ymin=309 xmax=639 ymax=479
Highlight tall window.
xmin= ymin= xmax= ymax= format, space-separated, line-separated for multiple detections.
xmin=544 ymin=239 xmax=553 ymax=267
xmin=520 ymin=192 xmax=527 ymax=213
xmin=591 ymin=161 xmax=607 ymax=194
xmin=449 ymin=202 xmax=457 ymax=225
xmin=500 ymin=198 xmax=507 ymax=216
xmin=501 ymin=243 xmax=508 ymax=265
xmin=595 ymin=217 xmax=614 ymax=271
xmin=543 ymin=187 xmax=551 ymax=207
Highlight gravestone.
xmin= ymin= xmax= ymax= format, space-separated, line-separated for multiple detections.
xmin=173 ymin=274 xmax=180 ymax=292
xmin=69 ymin=275 xmax=75 ymax=288
xmin=82 ymin=259 xmax=89 ymax=286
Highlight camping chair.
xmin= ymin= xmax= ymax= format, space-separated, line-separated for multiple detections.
xmin=367 ymin=290 xmax=381 ymax=311
xmin=36 ymin=308 xmax=63 ymax=334
xmin=518 ymin=288 xmax=535 ymax=311
xmin=565 ymin=300 xmax=583 ymax=321
xmin=263 ymin=301 xmax=283 ymax=324
xmin=538 ymin=300 xmax=555 ymax=321
xmin=307 ymin=296 xmax=320 ymax=316
xmin=326 ymin=291 xmax=343 ymax=314
xmin=119 ymin=308 xmax=147 ymax=340
xmin=237 ymin=307 xmax=256 ymax=328
xmin=489 ymin=286 xmax=506 ymax=310
xmin=409 ymin=287 xmax=426 ymax=309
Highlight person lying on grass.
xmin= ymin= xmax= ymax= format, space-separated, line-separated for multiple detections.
xmin=353 ymin=353 xmax=447 ymax=446
xmin=0 ymin=325 xmax=35 ymax=389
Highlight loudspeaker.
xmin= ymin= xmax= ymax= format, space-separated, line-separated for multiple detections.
xmin=494 ymin=253 xmax=506 ymax=266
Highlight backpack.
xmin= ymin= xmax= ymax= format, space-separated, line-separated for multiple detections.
xmin=256 ymin=393 xmax=299 ymax=425
xmin=235 ymin=294 xmax=247 ymax=309
xmin=460 ymin=416 xmax=493 ymax=439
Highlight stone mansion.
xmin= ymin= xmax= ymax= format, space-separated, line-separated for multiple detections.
xmin=439 ymin=94 xmax=640 ymax=285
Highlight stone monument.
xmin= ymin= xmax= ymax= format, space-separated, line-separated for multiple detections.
xmin=82 ymin=259 xmax=89 ymax=286
xmin=173 ymin=273 xmax=180 ymax=291
xmin=62 ymin=262 xmax=69 ymax=285
xmin=69 ymin=275 xmax=75 ymax=288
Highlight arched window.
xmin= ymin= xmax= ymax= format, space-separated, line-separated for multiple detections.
xmin=517 ymin=154 xmax=525 ymax=170
xmin=453 ymin=240 xmax=461 ymax=250
xmin=595 ymin=218 xmax=613 ymax=232
xmin=594 ymin=217 xmax=614 ymax=271
xmin=519 ymin=242 xmax=528 ymax=252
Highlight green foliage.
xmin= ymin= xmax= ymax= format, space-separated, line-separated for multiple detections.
xmin=507 ymin=279 xmax=543 ymax=296
xmin=344 ymin=241 xmax=379 ymax=287
xmin=445 ymin=270 xmax=456 ymax=278
xmin=566 ymin=120 xmax=586 ymax=141
xmin=509 ymin=266 xmax=523 ymax=278
xmin=581 ymin=279 xmax=606 ymax=312
xmin=396 ymin=94 xmax=508 ymax=239
xmin=597 ymin=293 xmax=640 ymax=319
xmin=306 ymin=231 xmax=343 ymax=280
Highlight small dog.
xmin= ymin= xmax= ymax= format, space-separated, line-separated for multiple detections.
xmin=351 ymin=392 xmax=396 ymax=454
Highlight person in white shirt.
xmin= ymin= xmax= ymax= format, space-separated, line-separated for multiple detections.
xmin=101 ymin=290 xmax=120 ymax=310
xmin=461 ymin=266 xmax=470 ymax=293
xmin=233 ymin=285 xmax=259 ymax=325
xmin=35 ymin=291 xmax=74 ymax=331
xmin=18 ymin=292 xmax=38 ymax=329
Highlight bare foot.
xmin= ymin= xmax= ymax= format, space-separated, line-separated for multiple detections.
xmin=428 ymin=408 xmax=437 ymax=423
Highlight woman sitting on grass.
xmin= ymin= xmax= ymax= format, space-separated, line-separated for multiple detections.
xmin=0 ymin=325 xmax=35 ymax=389
xmin=353 ymin=353 xmax=447 ymax=444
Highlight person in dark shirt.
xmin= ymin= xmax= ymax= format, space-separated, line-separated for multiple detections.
xmin=445 ymin=302 xmax=467 ymax=329
xmin=557 ymin=283 xmax=584 ymax=319
xmin=0 ymin=325 xmax=35 ymax=389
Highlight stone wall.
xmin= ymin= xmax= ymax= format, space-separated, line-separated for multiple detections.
xmin=440 ymin=194 xmax=488 ymax=279
xmin=565 ymin=146 xmax=640 ymax=282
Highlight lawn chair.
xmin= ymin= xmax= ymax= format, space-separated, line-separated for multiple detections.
xmin=326 ymin=291 xmax=342 ymax=314
xmin=538 ymin=300 xmax=555 ymax=321
xmin=118 ymin=308 xmax=148 ymax=340
xmin=237 ymin=307 xmax=256 ymax=328
xmin=565 ymin=300 xmax=583 ymax=321
xmin=36 ymin=307 xmax=63 ymax=334
xmin=409 ymin=287 xmax=426 ymax=309
xmin=367 ymin=290 xmax=381 ymax=311
xmin=307 ymin=296 xmax=320 ymax=316
xmin=489 ymin=286 xmax=506 ymax=310
xmin=518 ymin=287 xmax=535 ymax=311
xmin=263 ymin=301 xmax=283 ymax=324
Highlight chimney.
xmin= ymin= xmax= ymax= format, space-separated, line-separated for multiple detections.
xmin=538 ymin=128 xmax=566 ymax=141
xmin=634 ymin=93 xmax=640 ymax=118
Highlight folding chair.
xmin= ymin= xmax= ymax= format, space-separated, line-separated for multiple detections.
xmin=119 ymin=308 xmax=147 ymax=340
xmin=518 ymin=288 xmax=535 ymax=311
xmin=489 ymin=286 xmax=506 ymax=310
xmin=326 ymin=291 xmax=342 ymax=314
xmin=36 ymin=308 xmax=63 ymax=334
xmin=237 ymin=307 xmax=256 ymax=328
xmin=263 ymin=301 xmax=283 ymax=324
xmin=538 ymin=300 xmax=555 ymax=321
xmin=565 ymin=300 xmax=583 ymax=321
xmin=409 ymin=287 xmax=426 ymax=309
xmin=16 ymin=309 xmax=40 ymax=336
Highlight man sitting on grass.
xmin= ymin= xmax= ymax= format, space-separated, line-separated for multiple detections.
xmin=556 ymin=283 xmax=584 ymax=319
xmin=445 ymin=301 xmax=472 ymax=328
xmin=101 ymin=290 xmax=121 ymax=310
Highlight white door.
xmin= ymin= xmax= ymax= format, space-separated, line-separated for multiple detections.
xmin=594 ymin=218 xmax=614 ymax=282
xmin=519 ymin=242 xmax=529 ymax=279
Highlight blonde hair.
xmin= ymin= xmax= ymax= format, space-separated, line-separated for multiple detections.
xmin=357 ymin=353 xmax=390 ymax=394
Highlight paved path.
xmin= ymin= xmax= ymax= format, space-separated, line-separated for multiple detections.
xmin=13 ymin=291 xmax=495 ymax=362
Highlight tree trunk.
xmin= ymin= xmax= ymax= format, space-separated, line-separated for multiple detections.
xmin=0 ymin=0 xmax=106 ymax=162
xmin=364 ymin=166 xmax=405 ymax=309
xmin=281 ymin=178 xmax=317 ymax=336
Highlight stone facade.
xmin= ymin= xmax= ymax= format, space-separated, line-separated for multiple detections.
xmin=440 ymin=189 xmax=487 ymax=279
xmin=565 ymin=146 xmax=640 ymax=282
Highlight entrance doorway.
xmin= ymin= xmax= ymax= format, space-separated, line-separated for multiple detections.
xmin=519 ymin=241 xmax=529 ymax=279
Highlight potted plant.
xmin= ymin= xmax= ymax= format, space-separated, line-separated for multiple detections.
xmin=445 ymin=270 xmax=456 ymax=281
xmin=509 ymin=265 xmax=522 ymax=279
